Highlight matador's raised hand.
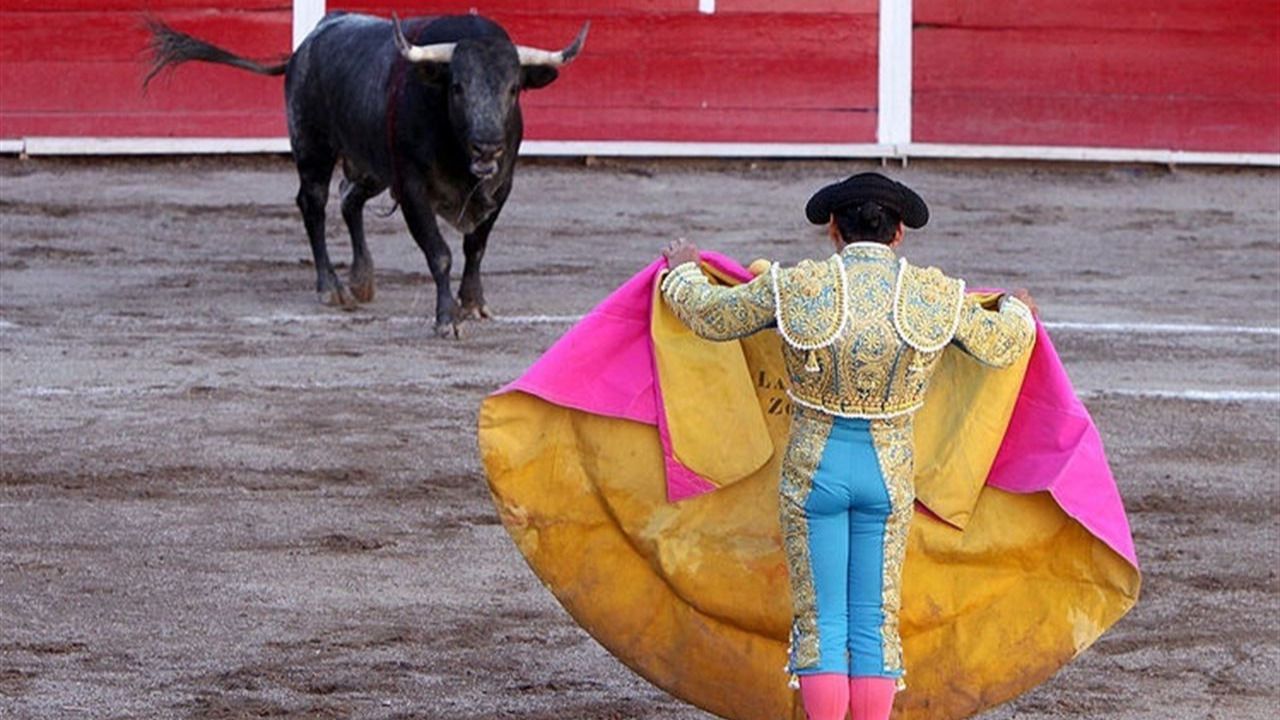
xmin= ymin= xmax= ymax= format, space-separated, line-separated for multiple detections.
xmin=1011 ymin=288 xmax=1039 ymax=317
xmin=662 ymin=238 xmax=700 ymax=268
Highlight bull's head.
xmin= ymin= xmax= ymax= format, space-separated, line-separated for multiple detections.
xmin=393 ymin=16 xmax=589 ymax=179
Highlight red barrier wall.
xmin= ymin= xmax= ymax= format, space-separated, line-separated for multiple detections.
xmin=913 ymin=0 xmax=1280 ymax=152
xmin=0 ymin=1 xmax=292 ymax=138
xmin=1 ymin=1 xmax=1277 ymax=153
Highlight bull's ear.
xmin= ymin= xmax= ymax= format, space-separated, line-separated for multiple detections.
xmin=413 ymin=62 xmax=449 ymax=86
xmin=520 ymin=66 xmax=559 ymax=90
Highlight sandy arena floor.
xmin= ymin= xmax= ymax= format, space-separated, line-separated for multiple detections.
xmin=1 ymin=156 xmax=1277 ymax=719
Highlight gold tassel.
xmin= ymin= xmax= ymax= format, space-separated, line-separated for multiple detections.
xmin=804 ymin=350 xmax=820 ymax=373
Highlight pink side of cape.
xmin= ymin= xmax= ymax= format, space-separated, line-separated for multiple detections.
xmin=986 ymin=323 xmax=1139 ymax=567
xmin=496 ymin=256 xmax=1137 ymax=567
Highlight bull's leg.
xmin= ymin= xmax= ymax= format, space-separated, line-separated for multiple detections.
xmin=458 ymin=206 xmax=501 ymax=320
xmin=295 ymin=157 xmax=354 ymax=308
xmin=339 ymin=176 xmax=384 ymax=304
xmin=399 ymin=192 xmax=458 ymax=339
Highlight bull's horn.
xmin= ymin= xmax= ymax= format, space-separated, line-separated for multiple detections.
xmin=515 ymin=21 xmax=590 ymax=67
xmin=392 ymin=13 xmax=456 ymax=63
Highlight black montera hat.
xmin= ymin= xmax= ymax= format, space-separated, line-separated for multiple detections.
xmin=804 ymin=172 xmax=929 ymax=228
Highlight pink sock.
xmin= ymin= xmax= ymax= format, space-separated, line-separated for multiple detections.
xmin=800 ymin=673 xmax=849 ymax=720
xmin=848 ymin=676 xmax=896 ymax=720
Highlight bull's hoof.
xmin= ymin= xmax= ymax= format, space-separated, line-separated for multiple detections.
xmin=320 ymin=285 xmax=358 ymax=310
xmin=350 ymin=279 xmax=375 ymax=304
xmin=434 ymin=321 xmax=461 ymax=340
xmin=457 ymin=302 xmax=493 ymax=320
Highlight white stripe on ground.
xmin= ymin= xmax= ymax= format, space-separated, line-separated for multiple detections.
xmin=240 ymin=313 xmax=586 ymax=326
xmin=1043 ymin=321 xmax=1280 ymax=336
xmin=12 ymin=377 xmax=507 ymax=398
xmin=492 ymin=315 xmax=589 ymax=325
xmin=1078 ymin=389 xmax=1280 ymax=402
xmin=238 ymin=313 xmax=362 ymax=326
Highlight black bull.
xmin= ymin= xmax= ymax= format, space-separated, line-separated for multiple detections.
xmin=146 ymin=13 xmax=588 ymax=337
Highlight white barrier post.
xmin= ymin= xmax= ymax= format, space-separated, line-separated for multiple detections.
xmin=293 ymin=0 xmax=326 ymax=50
xmin=877 ymin=0 xmax=912 ymax=147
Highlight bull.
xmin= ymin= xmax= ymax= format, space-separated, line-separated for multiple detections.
xmin=146 ymin=12 xmax=588 ymax=337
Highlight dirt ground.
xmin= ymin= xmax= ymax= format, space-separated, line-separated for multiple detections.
xmin=1 ymin=156 xmax=1277 ymax=720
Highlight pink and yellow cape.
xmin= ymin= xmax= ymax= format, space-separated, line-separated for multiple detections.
xmin=479 ymin=254 xmax=1139 ymax=720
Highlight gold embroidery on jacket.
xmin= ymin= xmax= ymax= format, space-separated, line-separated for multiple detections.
xmin=778 ymin=406 xmax=835 ymax=672
xmin=952 ymin=294 xmax=1036 ymax=368
xmin=781 ymin=249 xmax=957 ymax=418
xmin=870 ymin=414 xmax=916 ymax=690
xmin=659 ymin=262 xmax=776 ymax=341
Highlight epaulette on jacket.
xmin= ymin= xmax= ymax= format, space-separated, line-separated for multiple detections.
xmin=892 ymin=260 xmax=965 ymax=352
xmin=771 ymin=255 xmax=847 ymax=351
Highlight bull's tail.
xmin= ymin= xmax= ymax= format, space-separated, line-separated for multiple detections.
xmin=144 ymin=18 xmax=289 ymax=88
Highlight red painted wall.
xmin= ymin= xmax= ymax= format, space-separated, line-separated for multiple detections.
xmin=0 ymin=1 xmax=292 ymax=138
xmin=1 ymin=1 xmax=1277 ymax=152
xmin=913 ymin=0 xmax=1280 ymax=152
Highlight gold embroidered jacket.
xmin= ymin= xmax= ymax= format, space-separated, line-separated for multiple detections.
xmin=660 ymin=243 xmax=1035 ymax=419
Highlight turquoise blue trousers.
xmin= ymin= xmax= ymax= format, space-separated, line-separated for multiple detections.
xmin=796 ymin=416 xmax=900 ymax=679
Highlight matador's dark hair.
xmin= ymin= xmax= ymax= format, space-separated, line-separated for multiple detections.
xmin=833 ymin=201 xmax=901 ymax=245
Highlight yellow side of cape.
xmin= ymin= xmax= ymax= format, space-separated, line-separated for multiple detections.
xmin=651 ymin=274 xmax=774 ymax=488
xmin=480 ymin=294 xmax=1138 ymax=720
